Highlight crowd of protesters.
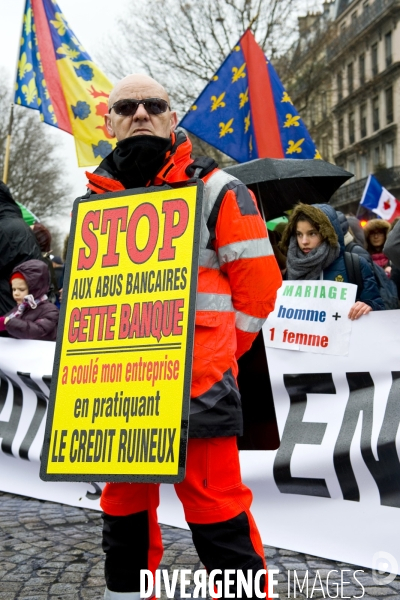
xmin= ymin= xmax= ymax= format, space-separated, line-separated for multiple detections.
xmin=1 ymin=173 xmax=400 ymax=346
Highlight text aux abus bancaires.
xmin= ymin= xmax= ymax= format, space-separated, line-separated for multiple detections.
xmin=69 ymin=267 xmax=188 ymax=344
xmin=50 ymin=390 xmax=177 ymax=465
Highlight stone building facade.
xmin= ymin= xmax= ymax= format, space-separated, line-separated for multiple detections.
xmin=282 ymin=0 xmax=400 ymax=214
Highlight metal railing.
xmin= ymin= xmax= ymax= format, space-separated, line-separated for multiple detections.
xmin=331 ymin=166 xmax=400 ymax=207
xmin=327 ymin=0 xmax=399 ymax=61
xmin=331 ymin=177 xmax=367 ymax=207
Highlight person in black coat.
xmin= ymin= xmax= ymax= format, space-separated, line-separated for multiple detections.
xmin=0 ymin=181 xmax=42 ymax=315
xmin=384 ymin=218 xmax=400 ymax=299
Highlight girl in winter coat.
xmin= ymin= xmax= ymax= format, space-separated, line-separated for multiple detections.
xmin=280 ymin=203 xmax=384 ymax=319
xmin=0 ymin=259 xmax=59 ymax=341
xmin=364 ymin=218 xmax=391 ymax=270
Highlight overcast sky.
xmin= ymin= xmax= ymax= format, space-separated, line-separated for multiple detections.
xmin=0 ymin=0 xmax=319 ymax=240
xmin=0 ymin=0 xmax=130 ymax=238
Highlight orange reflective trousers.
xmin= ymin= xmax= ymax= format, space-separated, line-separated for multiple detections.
xmin=101 ymin=437 xmax=270 ymax=597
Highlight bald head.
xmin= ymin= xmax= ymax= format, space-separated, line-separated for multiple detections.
xmin=108 ymin=74 xmax=171 ymax=109
xmin=105 ymin=73 xmax=177 ymax=141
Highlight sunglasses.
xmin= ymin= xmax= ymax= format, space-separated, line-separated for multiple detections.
xmin=110 ymin=98 xmax=170 ymax=117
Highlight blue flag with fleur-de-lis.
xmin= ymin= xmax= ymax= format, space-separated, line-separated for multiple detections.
xmin=179 ymin=30 xmax=319 ymax=162
xmin=15 ymin=0 xmax=115 ymax=167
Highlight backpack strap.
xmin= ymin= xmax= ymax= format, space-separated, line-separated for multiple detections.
xmin=185 ymin=156 xmax=218 ymax=179
xmin=345 ymin=241 xmax=358 ymax=253
xmin=344 ymin=251 xmax=364 ymax=300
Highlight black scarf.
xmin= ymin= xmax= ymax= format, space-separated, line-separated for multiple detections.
xmin=112 ymin=135 xmax=172 ymax=189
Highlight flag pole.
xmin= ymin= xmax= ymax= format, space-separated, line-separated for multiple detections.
xmin=246 ymin=14 xmax=259 ymax=32
xmin=2 ymin=0 xmax=27 ymax=184
xmin=2 ymin=103 xmax=14 ymax=184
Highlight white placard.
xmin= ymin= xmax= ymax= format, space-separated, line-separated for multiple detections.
xmin=264 ymin=280 xmax=357 ymax=355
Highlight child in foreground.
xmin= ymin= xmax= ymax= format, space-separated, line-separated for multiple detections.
xmin=0 ymin=259 xmax=59 ymax=341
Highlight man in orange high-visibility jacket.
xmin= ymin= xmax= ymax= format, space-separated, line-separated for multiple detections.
xmin=84 ymin=74 xmax=282 ymax=600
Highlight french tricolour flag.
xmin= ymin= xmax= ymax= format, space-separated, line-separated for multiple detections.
xmin=360 ymin=174 xmax=400 ymax=222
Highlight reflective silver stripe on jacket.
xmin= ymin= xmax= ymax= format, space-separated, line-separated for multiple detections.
xmin=235 ymin=310 xmax=266 ymax=333
xmin=198 ymin=248 xmax=220 ymax=269
xmin=200 ymin=171 xmax=238 ymax=252
xmin=202 ymin=170 xmax=237 ymax=222
xmin=218 ymin=237 xmax=274 ymax=264
xmin=196 ymin=293 xmax=233 ymax=312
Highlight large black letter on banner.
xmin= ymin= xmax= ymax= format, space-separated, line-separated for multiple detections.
xmin=333 ymin=372 xmax=400 ymax=507
xmin=0 ymin=369 xmax=23 ymax=455
xmin=273 ymin=373 xmax=336 ymax=497
xmin=17 ymin=372 xmax=50 ymax=460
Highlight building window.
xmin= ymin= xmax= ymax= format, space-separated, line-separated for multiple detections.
xmin=338 ymin=119 xmax=344 ymax=149
xmin=371 ymin=43 xmax=378 ymax=76
xmin=351 ymin=11 xmax=357 ymax=23
xmin=360 ymin=104 xmax=367 ymax=138
xmin=363 ymin=0 xmax=369 ymax=9
xmin=386 ymin=142 xmax=394 ymax=168
xmin=360 ymin=154 xmax=369 ymax=178
xmin=359 ymin=54 xmax=365 ymax=85
xmin=373 ymin=146 xmax=380 ymax=167
xmin=372 ymin=96 xmax=380 ymax=131
xmin=386 ymin=87 xmax=394 ymax=123
xmin=321 ymin=92 xmax=327 ymax=117
xmin=337 ymin=73 xmax=343 ymax=101
xmin=322 ymin=136 xmax=329 ymax=159
xmin=347 ymin=62 xmax=354 ymax=94
xmin=348 ymin=158 xmax=356 ymax=176
xmin=385 ymin=32 xmax=392 ymax=67
xmin=349 ymin=112 xmax=355 ymax=144
xmin=309 ymin=99 xmax=316 ymax=126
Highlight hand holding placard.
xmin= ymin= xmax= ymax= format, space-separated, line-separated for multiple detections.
xmin=264 ymin=281 xmax=357 ymax=356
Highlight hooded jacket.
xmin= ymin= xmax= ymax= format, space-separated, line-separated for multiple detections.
xmin=0 ymin=182 xmax=42 ymax=316
xmin=281 ymin=203 xmax=384 ymax=311
xmin=85 ymin=130 xmax=282 ymax=438
xmin=364 ymin=218 xmax=391 ymax=268
xmin=4 ymin=260 xmax=59 ymax=341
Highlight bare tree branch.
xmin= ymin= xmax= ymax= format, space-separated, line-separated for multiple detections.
xmin=103 ymin=0 xmax=299 ymax=116
xmin=0 ymin=73 xmax=70 ymax=225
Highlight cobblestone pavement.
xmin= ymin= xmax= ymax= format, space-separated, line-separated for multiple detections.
xmin=0 ymin=491 xmax=399 ymax=600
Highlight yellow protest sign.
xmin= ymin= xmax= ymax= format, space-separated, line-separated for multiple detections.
xmin=41 ymin=183 xmax=202 ymax=482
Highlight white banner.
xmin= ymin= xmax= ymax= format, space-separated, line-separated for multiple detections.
xmin=0 ymin=339 xmax=103 ymax=510
xmin=0 ymin=313 xmax=400 ymax=574
xmin=254 ymin=310 xmax=400 ymax=574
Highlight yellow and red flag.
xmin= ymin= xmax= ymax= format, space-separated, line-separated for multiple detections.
xmin=15 ymin=0 xmax=115 ymax=167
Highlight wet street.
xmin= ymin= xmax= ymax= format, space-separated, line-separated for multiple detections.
xmin=0 ymin=491 xmax=399 ymax=600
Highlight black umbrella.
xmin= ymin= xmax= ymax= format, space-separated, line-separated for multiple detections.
xmin=224 ymin=158 xmax=353 ymax=221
